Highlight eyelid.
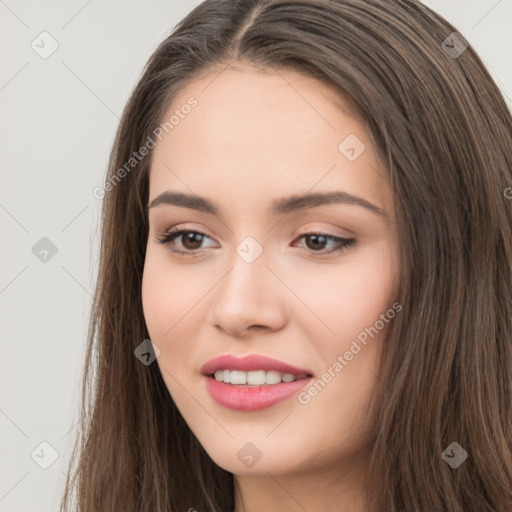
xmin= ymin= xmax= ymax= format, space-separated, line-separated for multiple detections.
xmin=157 ymin=222 xmax=352 ymax=241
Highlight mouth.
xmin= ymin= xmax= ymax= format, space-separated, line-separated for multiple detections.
xmin=201 ymin=354 xmax=314 ymax=411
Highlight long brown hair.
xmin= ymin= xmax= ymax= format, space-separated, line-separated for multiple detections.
xmin=60 ymin=1 xmax=512 ymax=510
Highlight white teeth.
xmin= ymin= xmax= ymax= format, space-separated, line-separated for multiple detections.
xmin=212 ymin=369 xmax=301 ymax=385
xmin=247 ymin=370 xmax=265 ymax=385
xmin=266 ymin=370 xmax=281 ymax=385
xmin=230 ymin=370 xmax=246 ymax=385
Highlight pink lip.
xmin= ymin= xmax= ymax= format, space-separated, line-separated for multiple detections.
xmin=201 ymin=354 xmax=314 ymax=411
xmin=200 ymin=354 xmax=313 ymax=377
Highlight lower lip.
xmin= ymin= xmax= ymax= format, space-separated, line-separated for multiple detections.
xmin=204 ymin=375 xmax=313 ymax=411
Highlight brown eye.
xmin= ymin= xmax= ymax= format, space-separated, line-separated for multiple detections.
xmin=154 ymin=229 xmax=214 ymax=256
xmin=295 ymin=233 xmax=356 ymax=255
xmin=177 ymin=231 xmax=205 ymax=250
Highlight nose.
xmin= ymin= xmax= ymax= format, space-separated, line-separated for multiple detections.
xmin=208 ymin=244 xmax=287 ymax=338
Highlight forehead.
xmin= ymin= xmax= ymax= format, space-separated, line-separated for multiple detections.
xmin=148 ymin=66 xmax=391 ymax=215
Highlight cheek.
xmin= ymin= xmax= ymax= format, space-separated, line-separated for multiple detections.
xmin=141 ymin=250 xmax=214 ymax=386
xmin=141 ymin=250 xmax=204 ymax=339
xmin=142 ymin=257 xmax=171 ymax=340
xmin=289 ymin=243 xmax=396 ymax=343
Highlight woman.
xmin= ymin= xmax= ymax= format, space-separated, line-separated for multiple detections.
xmin=60 ymin=0 xmax=512 ymax=510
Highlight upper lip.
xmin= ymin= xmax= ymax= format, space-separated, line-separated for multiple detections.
xmin=201 ymin=354 xmax=314 ymax=377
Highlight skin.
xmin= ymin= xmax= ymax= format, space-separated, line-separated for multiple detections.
xmin=142 ymin=64 xmax=399 ymax=512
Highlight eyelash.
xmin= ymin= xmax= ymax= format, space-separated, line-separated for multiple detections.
xmin=154 ymin=228 xmax=356 ymax=257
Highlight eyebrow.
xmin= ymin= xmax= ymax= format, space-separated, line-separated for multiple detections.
xmin=147 ymin=190 xmax=388 ymax=219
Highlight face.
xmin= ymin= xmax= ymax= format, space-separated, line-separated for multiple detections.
xmin=142 ymin=65 xmax=399 ymax=477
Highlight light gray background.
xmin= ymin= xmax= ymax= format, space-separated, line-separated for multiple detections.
xmin=1 ymin=1 xmax=511 ymax=511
